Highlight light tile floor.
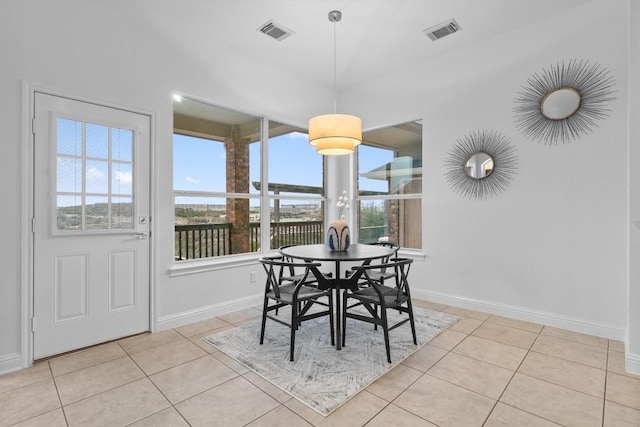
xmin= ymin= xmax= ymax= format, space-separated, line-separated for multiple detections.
xmin=1 ymin=300 xmax=639 ymax=427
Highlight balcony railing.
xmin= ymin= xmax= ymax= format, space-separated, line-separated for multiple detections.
xmin=175 ymin=220 xmax=324 ymax=260
xmin=174 ymin=223 xmax=232 ymax=260
xmin=265 ymin=220 xmax=324 ymax=249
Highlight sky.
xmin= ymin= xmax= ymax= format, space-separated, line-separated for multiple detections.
xmin=173 ymin=131 xmax=393 ymax=206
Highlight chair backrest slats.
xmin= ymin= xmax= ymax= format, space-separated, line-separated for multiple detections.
xmin=351 ymin=257 xmax=413 ymax=303
xmin=369 ymin=241 xmax=400 ymax=263
xmin=259 ymin=256 xmax=323 ymax=299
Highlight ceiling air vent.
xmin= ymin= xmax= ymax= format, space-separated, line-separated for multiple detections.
xmin=423 ymin=18 xmax=461 ymax=41
xmin=257 ymin=20 xmax=294 ymax=41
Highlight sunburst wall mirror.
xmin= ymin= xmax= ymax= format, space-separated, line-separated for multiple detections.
xmin=443 ymin=130 xmax=518 ymax=200
xmin=513 ymin=59 xmax=616 ymax=145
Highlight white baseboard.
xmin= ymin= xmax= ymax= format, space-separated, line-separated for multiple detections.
xmin=7 ymin=290 xmax=639 ymax=377
xmin=156 ymin=289 xmax=627 ymax=341
xmin=626 ymin=352 xmax=640 ymax=375
xmin=0 ymin=353 xmax=24 ymax=376
xmin=2 ymin=294 xmax=263 ymax=376
xmin=156 ymin=294 xmax=263 ymax=331
xmin=413 ymin=289 xmax=626 ymax=341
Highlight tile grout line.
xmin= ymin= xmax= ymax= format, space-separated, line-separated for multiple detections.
xmin=437 ymin=317 xmax=609 ymax=427
xmin=512 ymin=370 xmax=608 ymax=408
xmin=119 ymin=338 xmax=195 ymax=427
xmin=173 ymin=318 xmax=235 ymax=340
xmin=512 ymin=361 xmax=609 ymax=402
xmin=405 ymin=315 xmax=497 ymax=426
xmin=50 ymin=361 xmax=71 ymax=427
xmin=439 ymin=315 xmax=518 ymax=427
xmin=59 ymin=341 xmax=178 ymax=426
xmin=438 ymin=315 xmax=488 ymax=426
xmin=422 ymin=318 xmax=555 ymax=427
xmin=473 ymin=316 xmax=511 ymax=427
xmin=601 ymin=341 xmax=609 ymax=427
xmin=480 ymin=330 xmax=567 ymax=427
xmin=5 ymin=362 xmax=70 ymax=426
xmin=379 ymin=344 xmax=453 ymax=426
xmin=468 ymin=325 xmax=609 ymax=374
xmin=118 ymin=334 xmax=184 ymax=357
xmin=52 ymin=349 xmax=167 ymax=408
xmin=335 ymin=304 xmax=458 ymax=426
xmin=358 ymin=390 xmax=395 ymax=427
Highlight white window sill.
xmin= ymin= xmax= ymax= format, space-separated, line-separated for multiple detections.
xmin=397 ymin=248 xmax=427 ymax=261
xmin=169 ymin=253 xmax=264 ymax=277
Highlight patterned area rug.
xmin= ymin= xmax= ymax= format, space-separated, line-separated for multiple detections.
xmin=205 ymin=304 xmax=457 ymax=416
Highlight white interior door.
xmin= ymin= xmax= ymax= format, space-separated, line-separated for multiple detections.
xmin=33 ymin=92 xmax=151 ymax=359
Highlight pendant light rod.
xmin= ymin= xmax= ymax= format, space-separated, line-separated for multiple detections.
xmin=329 ymin=10 xmax=341 ymax=114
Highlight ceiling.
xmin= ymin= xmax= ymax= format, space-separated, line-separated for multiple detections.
xmin=148 ymin=0 xmax=593 ymax=91
xmin=168 ymin=0 xmax=593 ymax=151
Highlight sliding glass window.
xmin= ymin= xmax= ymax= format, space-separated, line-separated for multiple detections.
xmin=173 ymin=99 xmax=261 ymax=260
xmin=173 ymin=98 xmax=324 ymax=261
xmin=357 ymin=121 xmax=422 ymax=250
xmin=266 ymin=121 xmax=324 ymax=250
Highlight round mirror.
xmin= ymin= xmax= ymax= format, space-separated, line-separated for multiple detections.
xmin=541 ymin=87 xmax=581 ymax=120
xmin=465 ymin=152 xmax=494 ymax=179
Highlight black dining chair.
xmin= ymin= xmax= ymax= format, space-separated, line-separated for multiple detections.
xmin=259 ymin=256 xmax=335 ymax=361
xmin=345 ymin=241 xmax=400 ymax=287
xmin=366 ymin=241 xmax=400 ymax=285
xmin=279 ymin=244 xmax=332 ymax=286
xmin=342 ymin=257 xmax=416 ymax=363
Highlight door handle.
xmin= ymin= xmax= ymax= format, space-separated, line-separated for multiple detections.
xmin=136 ymin=232 xmax=149 ymax=239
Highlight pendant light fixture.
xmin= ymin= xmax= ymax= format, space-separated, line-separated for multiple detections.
xmin=308 ymin=10 xmax=362 ymax=155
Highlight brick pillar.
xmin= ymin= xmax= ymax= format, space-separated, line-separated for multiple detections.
xmin=226 ymin=126 xmax=250 ymax=254
xmin=386 ymin=199 xmax=399 ymax=245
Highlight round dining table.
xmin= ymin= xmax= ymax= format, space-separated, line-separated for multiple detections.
xmin=279 ymin=243 xmax=396 ymax=350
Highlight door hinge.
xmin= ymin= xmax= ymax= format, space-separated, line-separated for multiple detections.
xmin=32 ymin=118 xmax=36 ymax=134
xmin=31 ymin=317 xmax=36 ymax=332
xmin=31 ymin=218 xmax=36 ymax=233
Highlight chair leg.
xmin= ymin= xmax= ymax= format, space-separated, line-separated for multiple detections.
xmin=328 ymin=292 xmax=335 ymax=346
xmin=290 ymin=300 xmax=297 ymax=362
xmin=374 ymin=305 xmax=378 ymax=331
xmin=407 ymin=300 xmax=417 ymax=345
xmin=380 ymin=306 xmax=391 ymax=363
xmin=260 ymin=297 xmax=269 ymax=345
xmin=341 ymin=291 xmax=348 ymax=347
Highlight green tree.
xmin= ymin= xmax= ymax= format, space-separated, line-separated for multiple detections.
xmin=359 ymin=204 xmax=385 ymax=243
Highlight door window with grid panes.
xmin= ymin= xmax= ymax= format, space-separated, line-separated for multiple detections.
xmin=55 ymin=118 xmax=135 ymax=233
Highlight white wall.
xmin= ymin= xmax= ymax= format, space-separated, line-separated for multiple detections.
xmin=0 ymin=0 xmax=329 ymax=373
xmin=627 ymin=0 xmax=640 ymax=373
xmin=344 ymin=0 xmax=630 ymax=340
xmin=0 ymin=0 xmax=636 ymax=374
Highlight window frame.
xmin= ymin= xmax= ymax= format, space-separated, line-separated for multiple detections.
xmin=353 ymin=121 xmax=424 ymax=253
xmin=264 ymin=122 xmax=325 ymax=251
xmin=170 ymin=100 xmax=325 ymax=274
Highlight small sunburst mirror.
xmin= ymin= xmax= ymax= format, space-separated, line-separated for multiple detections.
xmin=465 ymin=152 xmax=494 ymax=179
xmin=541 ymin=88 xmax=581 ymax=120
xmin=444 ymin=130 xmax=517 ymax=200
